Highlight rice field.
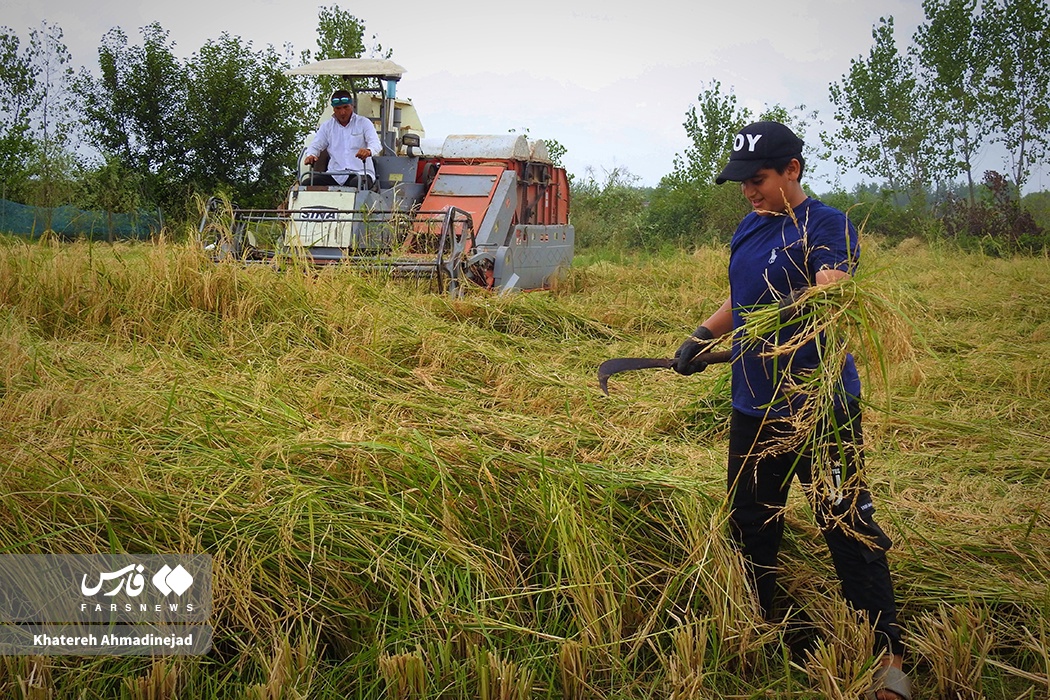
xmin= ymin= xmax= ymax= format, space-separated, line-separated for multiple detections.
xmin=0 ymin=232 xmax=1047 ymax=698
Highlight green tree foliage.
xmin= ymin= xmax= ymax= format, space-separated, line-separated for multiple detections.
xmin=645 ymin=178 xmax=751 ymax=247
xmin=821 ymin=184 xmax=934 ymax=243
xmin=646 ymin=81 xmax=751 ymax=246
xmin=666 ymin=80 xmax=749 ymax=188
xmin=545 ymin=137 xmax=567 ymax=168
xmin=75 ymin=23 xmax=188 ymax=209
xmin=827 ymin=17 xmax=936 ymax=204
xmin=983 ymin=0 xmax=1050 ymax=193
xmin=832 ymin=1 xmax=1048 ymax=205
xmin=1022 ymin=190 xmax=1050 ymax=231
xmin=304 ymin=5 xmax=369 ymax=111
xmin=0 ymin=27 xmax=39 ymax=200
xmin=80 ymin=155 xmax=143 ymax=241
xmin=9 ymin=7 xmax=391 ymax=228
xmin=914 ymin=0 xmax=994 ymax=204
xmin=76 ymin=21 xmax=320 ymax=217
xmin=184 ymin=33 xmax=310 ymax=208
xmin=903 ymin=0 xmax=1048 ymax=250
xmin=313 ymin=5 xmax=367 ymax=61
xmin=0 ymin=22 xmax=80 ymax=216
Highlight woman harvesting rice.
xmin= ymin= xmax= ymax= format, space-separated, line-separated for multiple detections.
xmin=672 ymin=121 xmax=910 ymax=700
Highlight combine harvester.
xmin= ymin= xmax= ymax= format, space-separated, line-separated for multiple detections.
xmin=202 ymin=58 xmax=574 ymax=294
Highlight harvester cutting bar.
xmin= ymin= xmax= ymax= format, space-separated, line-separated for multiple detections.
xmin=204 ymin=201 xmax=488 ymax=292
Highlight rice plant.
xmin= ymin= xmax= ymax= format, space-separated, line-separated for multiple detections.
xmin=910 ymin=603 xmax=994 ymax=700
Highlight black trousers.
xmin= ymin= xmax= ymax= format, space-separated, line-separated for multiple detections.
xmin=728 ymin=403 xmax=904 ymax=657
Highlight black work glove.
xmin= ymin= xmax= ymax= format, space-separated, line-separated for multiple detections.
xmin=778 ymin=287 xmax=808 ymax=324
xmin=673 ymin=326 xmax=717 ymax=375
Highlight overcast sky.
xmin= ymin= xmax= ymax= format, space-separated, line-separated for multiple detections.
xmin=7 ymin=0 xmax=1042 ymax=192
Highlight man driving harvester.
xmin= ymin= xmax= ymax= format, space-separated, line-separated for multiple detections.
xmin=303 ymin=89 xmax=382 ymax=189
xmin=673 ymin=121 xmax=910 ymax=700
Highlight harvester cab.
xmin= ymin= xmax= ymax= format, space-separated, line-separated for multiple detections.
xmin=202 ymin=58 xmax=574 ymax=295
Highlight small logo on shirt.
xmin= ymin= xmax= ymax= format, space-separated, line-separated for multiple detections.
xmin=768 ymin=248 xmax=778 ymax=264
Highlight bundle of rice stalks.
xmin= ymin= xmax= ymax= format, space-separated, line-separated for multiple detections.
xmin=475 ymin=647 xmax=534 ymax=700
xmin=124 ymin=659 xmax=179 ymax=700
xmin=739 ymin=272 xmax=912 ymax=412
xmin=244 ymin=632 xmax=320 ymax=700
xmin=736 ymin=267 xmax=914 ymax=547
xmin=378 ymin=648 xmax=427 ymax=699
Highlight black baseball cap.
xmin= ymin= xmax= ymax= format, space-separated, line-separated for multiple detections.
xmin=715 ymin=121 xmax=805 ymax=184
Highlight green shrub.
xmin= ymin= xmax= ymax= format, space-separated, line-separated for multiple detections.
xmin=1022 ymin=191 xmax=1050 ymax=231
xmin=644 ymin=181 xmax=748 ymax=250
xmin=818 ymin=189 xmax=935 ymax=244
xmin=939 ymin=172 xmax=1048 ymax=256
xmin=570 ymin=167 xmax=652 ymax=251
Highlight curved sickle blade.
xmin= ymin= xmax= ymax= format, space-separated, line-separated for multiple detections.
xmin=598 ymin=350 xmax=732 ymax=395
xmin=598 ymin=358 xmax=674 ymax=396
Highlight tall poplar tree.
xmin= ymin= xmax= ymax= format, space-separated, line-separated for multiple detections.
xmin=25 ymin=21 xmax=78 ymax=214
xmin=303 ymin=5 xmax=369 ymax=113
xmin=827 ymin=17 xmax=935 ymax=203
xmin=667 ymin=80 xmax=752 ymax=188
xmin=984 ymin=0 xmax=1050 ymax=193
xmin=914 ymin=0 xmax=994 ymax=204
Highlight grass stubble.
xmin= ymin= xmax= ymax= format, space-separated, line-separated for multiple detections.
xmin=0 ymin=230 xmax=1047 ymax=698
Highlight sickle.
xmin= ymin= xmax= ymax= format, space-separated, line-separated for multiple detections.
xmin=598 ymin=350 xmax=732 ymax=396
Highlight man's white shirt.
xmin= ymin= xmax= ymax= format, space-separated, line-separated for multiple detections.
xmin=307 ymin=113 xmax=382 ymax=184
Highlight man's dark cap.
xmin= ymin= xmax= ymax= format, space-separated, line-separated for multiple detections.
xmin=715 ymin=121 xmax=805 ymax=184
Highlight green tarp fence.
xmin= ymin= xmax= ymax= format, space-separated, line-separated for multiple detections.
xmin=0 ymin=199 xmax=163 ymax=240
